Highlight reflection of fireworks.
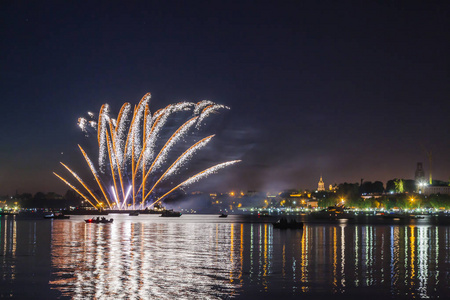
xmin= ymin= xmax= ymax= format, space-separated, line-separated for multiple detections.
xmin=55 ymin=93 xmax=239 ymax=210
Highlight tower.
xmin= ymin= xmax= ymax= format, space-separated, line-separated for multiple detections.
xmin=426 ymin=151 xmax=433 ymax=184
xmin=318 ymin=176 xmax=325 ymax=191
xmin=415 ymin=162 xmax=425 ymax=182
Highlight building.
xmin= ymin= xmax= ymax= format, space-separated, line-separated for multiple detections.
xmin=317 ymin=176 xmax=325 ymax=191
xmin=415 ymin=162 xmax=426 ymax=183
xmin=307 ymin=199 xmax=319 ymax=208
xmin=329 ymin=184 xmax=337 ymax=192
xmin=423 ymin=185 xmax=450 ymax=196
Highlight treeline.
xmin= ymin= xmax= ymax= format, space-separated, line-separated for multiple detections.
xmin=317 ymin=181 xmax=450 ymax=209
xmin=342 ymin=179 xmax=449 ymax=195
xmin=341 ymin=179 xmax=428 ymax=195
xmin=3 ymin=190 xmax=83 ymax=209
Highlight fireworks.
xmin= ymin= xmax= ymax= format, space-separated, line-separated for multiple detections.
xmin=55 ymin=93 xmax=239 ymax=210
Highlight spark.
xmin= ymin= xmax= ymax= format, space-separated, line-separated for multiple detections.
xmin=148 ymin=160 xmax=241 ymax=208
xmin=196 ymin=104 xmax=230 ymax=129
xmin=194 ymin=100 xmax=215 ymax=115
xmin=78 ymin=118 xmax=87 ymax=131
xmin=111 ymin=186 xmax=119 ymax=206
xmin=55 ymin=93 xmax=239 ymax=210
xmin=53 ymin=172 xmax=96 ymax=208
xmin=141 ymin=135 xmax=215 ymax=204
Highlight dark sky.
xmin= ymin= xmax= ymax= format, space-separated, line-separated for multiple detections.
xmin=1 ymin=1 xmax=449 ymax=195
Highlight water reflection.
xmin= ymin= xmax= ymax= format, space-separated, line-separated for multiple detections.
xmin=1 ymin=215 xmax=17 ymax=283
xmin=1 ymin=215 xmax=450 ymax=299
xmin=0 ymin=215 xmax=55 ymax=298
xmin=50 ymin=219 xmax=243 ymax=299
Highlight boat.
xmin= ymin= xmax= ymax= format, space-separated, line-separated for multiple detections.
xmin=85 ymin=217 xmax=114 ymax=223
xmin=382 ymin=213 xmax=410 ymax=219
xmin=129 ymin=211 xmax=139 ymax=216
xmin=311 ymin=205 xmax=353 ymax=220
xmin=160 ymin=210 xmax=182 ymax=217
xmin=272 ymin=218 xmax=303 ymax=229
xmin=44 ymin=213 xmax=70 ymax=219
xmin=139 ymin=208 xmax=162 ymax=214
xmin=219 ymin=213 xmax=228 ymax=218
xmin=257 ymin=210 xmax=271 ymax=218
xmin=0 ymin=211 xmax=19 ymax=216
xmin=65 ymin=209 xmax=108 ymax=215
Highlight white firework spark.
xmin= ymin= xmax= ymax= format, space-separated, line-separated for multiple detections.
xmin=55 ymin=93 xmax=240 ymax=210
xmin=194 ymin=100 xmax=215 ymax=115
xmin=164 ymin=135 xmax=214 ymax=179
xmin=77 ymin=118 xmax=87 ymax=132
xmin=150 ymin=116 xmax=198 ymax=172
xmin=196 ymin=104 xmax=230 ymax=129
xmin=180 ymin=160 xmax=241 ymax=187
xmin=97 ymin=104 xmax=110 ymax=171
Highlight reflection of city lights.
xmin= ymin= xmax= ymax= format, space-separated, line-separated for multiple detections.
xmin=2 ymin=216 xmax=448 ymax=298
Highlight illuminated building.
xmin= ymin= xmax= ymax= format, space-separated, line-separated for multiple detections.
xmin=317 ymin=176 xmax=325 ymax=192
xmin=422 ymin=185 xmax=450 ymax=196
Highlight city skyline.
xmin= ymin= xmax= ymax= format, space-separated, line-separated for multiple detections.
xmin=4 ymin=162 xmax=445 ymax=197
xmin=1 ymin=1 xmax=450 ymax=195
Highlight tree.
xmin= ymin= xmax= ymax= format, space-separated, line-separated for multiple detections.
xmin=337 ymin=182 xmax=360 ymax=197
xmin=394 ymin=179 xmax=404 ymax=193
xmin=360 ymin=181 xmax=373 ymax=194
xmin=373 ymin=181 xmax=384 ymax=193
xmin=386 ymin=180 xmax=396 ymax=193
xmin=403 ymin=180 xmax=416 ymax=193
xmin=33 ymin=192 xmax=46 ymax=201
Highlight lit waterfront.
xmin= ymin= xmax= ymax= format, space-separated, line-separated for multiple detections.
xmin=1 ymin=215 xmax=449 ymax=299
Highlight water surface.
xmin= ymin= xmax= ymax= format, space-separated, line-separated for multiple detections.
xmin=1 ymin=214 xmax=449 ymax=299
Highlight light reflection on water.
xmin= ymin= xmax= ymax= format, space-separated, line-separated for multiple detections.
xmin=1 ymin=214 xmax=450 ymax=299
xmin=50 ymin=218 xmax=241 ymax=299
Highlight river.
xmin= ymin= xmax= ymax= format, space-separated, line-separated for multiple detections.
xmin=1 ymin=214 xmax=449 ymax=299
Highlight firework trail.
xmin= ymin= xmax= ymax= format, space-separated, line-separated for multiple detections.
xmin=196 ymin=104 xmax=230 ymax=129
xmin=148 ymin=160 xmax=241 ymax=208
xmin=55 ymin=93 xmax=239 ymax=210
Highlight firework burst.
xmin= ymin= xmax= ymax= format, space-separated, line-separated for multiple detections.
xmin=55 ymin=93 xmax=239 ymax=210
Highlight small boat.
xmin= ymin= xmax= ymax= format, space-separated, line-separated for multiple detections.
xmin=44 ymin=213 xmax=70 ymax=219
xmin=0 ymin=211 xmax=19 ymax=216
xmin=65 ymin=209 xmax=108 ymax=215
xmin=129 ymin=211 xmax=139 ymax=216
xmin=311 ymin=205 xmax=353 ymax=220
xmin=219 ymin=213 xmax=228 ymax=218
xmin=272 ymin=218 xmax=303 ymax=229
xmin=382 ymin=213 xmax=410 ymax=219
xmin=258 ymin=211 xmax=270 ymax=218
xmin=85 ymin=217 xmax=114 ymax=224
xmin=160 ymin=210 xmax=182 ymax=217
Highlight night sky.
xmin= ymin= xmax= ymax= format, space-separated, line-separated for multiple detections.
xmin=1 ymin=1 xmax=449 ymax=195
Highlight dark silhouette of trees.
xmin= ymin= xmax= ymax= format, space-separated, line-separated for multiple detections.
xmin=360 ymin=181 xmax=384 ymax=194
xmin=386 ymin=179 xmax=396 ymax=193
